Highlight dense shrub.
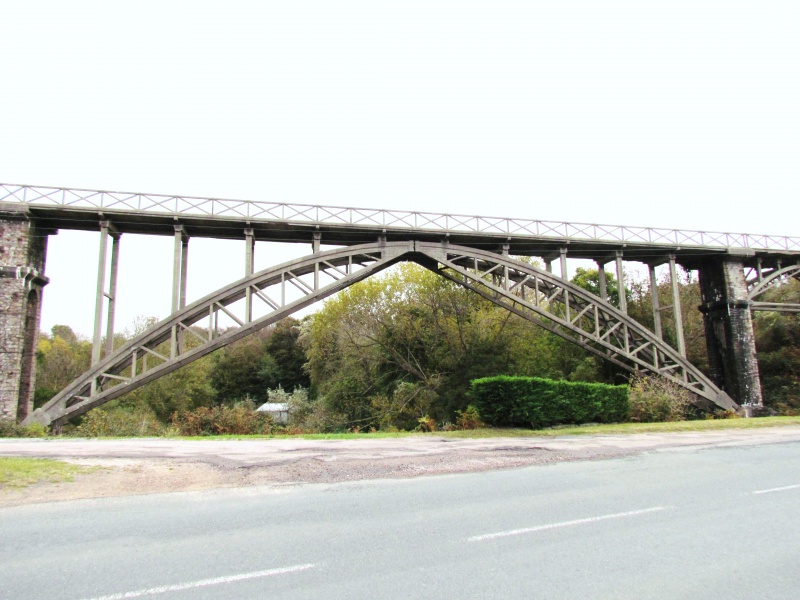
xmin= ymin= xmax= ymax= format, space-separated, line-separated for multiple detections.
xmin=456 ymin=405 xmax=484 ymax=430
xmin=70 ymin=408 xmax=166 ymax=437
xmin=627 ymin=376 xmax=691 ymax=422
xmin=171 ymin=402 xmax=274 ymax=436
xmin=470 ymin=375 xmax=629 ymax=428
xmin=0 ymin=420 xmax=49 ymax=438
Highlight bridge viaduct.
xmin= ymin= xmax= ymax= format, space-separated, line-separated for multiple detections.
xmin=1 ymin=184 xmax=799 ymax=427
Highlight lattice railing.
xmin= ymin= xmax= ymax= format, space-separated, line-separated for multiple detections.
xmin=3 ymin=183 xmax=798 ymax=251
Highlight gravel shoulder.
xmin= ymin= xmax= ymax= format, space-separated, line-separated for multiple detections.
xmin=2 ymin=426 xmax=800 ymax=507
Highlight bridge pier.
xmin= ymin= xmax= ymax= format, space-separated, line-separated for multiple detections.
xmin=0 ymin=208 xmax=50 ymax=422
xmin=698 ymin=258 xmax=763 ymax=408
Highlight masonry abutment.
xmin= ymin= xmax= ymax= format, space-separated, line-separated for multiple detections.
xmin=0 ymin=210 xmax=49 ymax=422
xmin=698 ymin=258 xmax=763 ymax=407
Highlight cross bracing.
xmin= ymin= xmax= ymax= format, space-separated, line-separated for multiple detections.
xmin=25 ymin=242 xmax=410 ymax=427
xmin=24 ymin=241 xmax=738 ymax=428
xmin=415 ymin=244 xmax=736 ymax=412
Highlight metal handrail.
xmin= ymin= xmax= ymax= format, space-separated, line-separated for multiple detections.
xmin=2 ymin=183 xmax=798 ymax=251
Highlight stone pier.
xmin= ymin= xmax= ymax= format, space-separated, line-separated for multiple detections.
xmin=698 ymin=257 xmax=763 ymax=407
xmin=0 ymin=206 xmax=49 ymax=422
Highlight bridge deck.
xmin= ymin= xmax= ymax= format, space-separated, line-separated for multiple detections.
xmin=2 ymin=183 xmax=798 ymax=266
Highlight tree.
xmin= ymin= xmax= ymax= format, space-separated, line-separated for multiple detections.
xmin=302 ymin=263 xmax=605 ymax=430
xmin=571 ymin=267 xmax=624 ymax=308
xmin=35 ymin=326 xmax=91 ymax=408
xmin=209 ymin=317 xmax=310 ymax=403
xmin=262 ymin=317 xmax=309 ymax=391
xmin=753 ymin=279 xmax=800 ymax=413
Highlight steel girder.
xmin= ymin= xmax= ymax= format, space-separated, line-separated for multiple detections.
xmin=412 ymin=243 xmax=738 ymax=412
xmin=747 ymin=265 xmax=800 ymax=313
xmin=24 ymin=242 xmax=412 ymax=427
xmin=25 ymin=240 xmax=738 ymax=427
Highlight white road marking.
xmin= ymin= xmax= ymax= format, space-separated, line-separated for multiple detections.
xmin=753 ymin=483 xmax=800 ymax=495
xmin=467 ymin=506 xmax=668 ymax=542
xmin=79 ymin=563 xmax=316 ymax=600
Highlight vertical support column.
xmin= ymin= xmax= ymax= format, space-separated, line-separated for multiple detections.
xmin=244 ymin=228 xmax=255 ymax=323
xmin=180 ymin=236 xmax=188 ymax=311
xmin=92 ymin=223 xmax=110 ymax=366
xmin=668 ymin=255 xmax=686 ymax=357
xmin=105 ymin=232 xmax=120 ymax=356
xmin=0 ymin=209 xmax=49 ymax=423
xmin=312 ymin=231 xmax=321 ymax=291
xmin=171 ymin=225 xmax=188 ymax=358
xmin=698 ymin=258 xmax=763 ymax=408
xmin=501 ymin=243 xmax=510 ymax=290
xmin=172 ymin=225 xmax=188 ymax=314
xmin=615 ymin=251 xmax=627 ymax=313
xmin=559 ymin=247 xmax=568 ymax=279
xmin=596 ymin=260 xmax=608 ymax=302
xmin=648 ymin=264 xmax=663 ymax=340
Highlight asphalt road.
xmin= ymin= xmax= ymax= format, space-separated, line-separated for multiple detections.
xmin=2 ymin=440 xmax=800 ymax=599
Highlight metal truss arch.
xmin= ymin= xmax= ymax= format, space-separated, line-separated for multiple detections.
xmin=412 ymin=242 xmax=738 ymax=412
xmin=25 ymin=242 xmax=412 ymax=427
xmin=25 ymin=240 xmax=740 ymax=427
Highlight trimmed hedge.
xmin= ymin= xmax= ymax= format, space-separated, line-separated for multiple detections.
xmin=470 ymin=375 xmax=629 ymax=428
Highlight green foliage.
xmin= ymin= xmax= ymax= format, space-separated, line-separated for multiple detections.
xmin=0 ymin=420 xmax=49 ymax=438
xmin=210 ymin=334 xmax=271 ymax=402
xmin=455 ymin=405 xmax=484 ymax=430
xmin=117 ymin=354 xmax=217 ymax=422
xmin=626 ymin=268 xmax=709 ymax=373
xmin=627 ymin=375 xmax=692 ymax=422
xmin=69 ymin=407 xmax=167 ymax=437
xmin=0 ymin=457 xmax=92 ymax=488
xmin=264 ymin=319 xmax=309 ymax=391
xmin=303 ymin=264 xmax=611 ymax=431
xmin=210 ymin=317 xmax=310 ymax=403
xmin=35 ymin=325 xmax=91 ymax=408
xmin=171 ymin=402 xmax=274 ymax=436
xmin=572 ymin=267 xmax=624 ymax=308
xmin=416 ymin=415 xmax=437 ymax=432
xmin=470 ymin=375 xmax=629 ymax=429
xmin=753 ymin=280 xmax=800 ymax=414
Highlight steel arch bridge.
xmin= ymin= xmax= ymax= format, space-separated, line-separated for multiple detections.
xmin=26 ymin=241 xmax=739 ymax=427
xmin=2 ymin=182 xmax=799 ymax=425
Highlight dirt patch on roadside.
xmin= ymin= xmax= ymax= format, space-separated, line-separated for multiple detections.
xmin=2 ymin=426 xmax=799 ymax=507
xmin=0 ymin=446 xmax=630 ymax=507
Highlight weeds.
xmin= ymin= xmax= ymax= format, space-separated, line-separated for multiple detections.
xmin=171 ymin=402 xmax=274 ymax=436
xmin=628 ymin=376 xmax=692 ymax=423
xmin=0 ymin=420 xmax=49 ymax=438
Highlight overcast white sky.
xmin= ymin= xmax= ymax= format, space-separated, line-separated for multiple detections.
xmin=2 ymin=1 xmax=798 ymax=337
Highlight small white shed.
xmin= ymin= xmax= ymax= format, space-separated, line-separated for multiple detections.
xmin=256 ymin=402 xmax=290 ymax=423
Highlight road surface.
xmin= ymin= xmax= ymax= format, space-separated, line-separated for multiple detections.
xmin=2 ymin=437 xmax=800 ymax=599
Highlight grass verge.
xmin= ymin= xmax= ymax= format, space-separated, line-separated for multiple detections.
xmin=168 ymin=415 xmax=800 ymax=441
xmin=30 ymin=415 xmax=800 ymax=441
xmin=0 ymin=457 xmax=96 ymax=489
